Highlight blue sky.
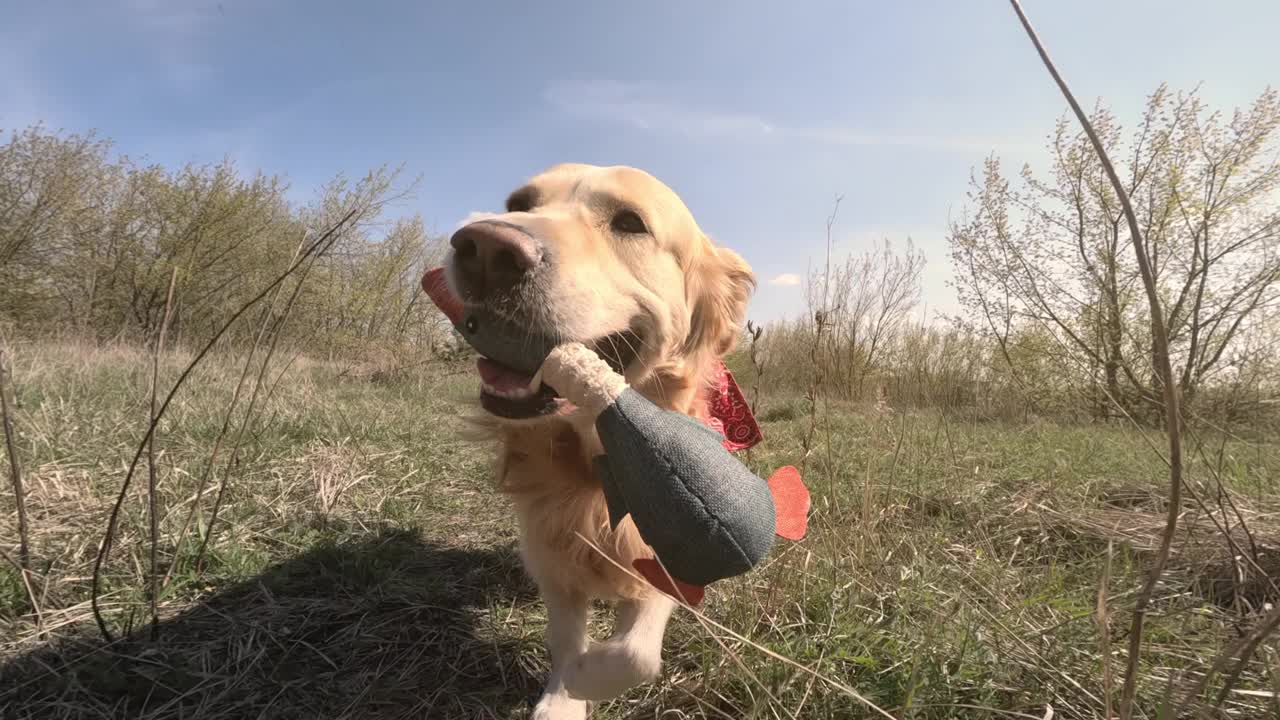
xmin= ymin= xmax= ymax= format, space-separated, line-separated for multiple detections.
xmin=3 ymin=1 xmax=1277 ymax=324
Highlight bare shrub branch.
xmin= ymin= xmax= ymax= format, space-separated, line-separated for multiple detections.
xmin=90 ymin=207 xmax=359 ymax=642
xmin=1006 ymin=2 xmax=1186 ymax=717
xmin=0 ymin=348 xmax=27 ymax=574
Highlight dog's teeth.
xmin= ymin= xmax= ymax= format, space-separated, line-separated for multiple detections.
xmin=528 ymin=369 xmax=543 ymax=393
xmin=482 ymin=382 xmax=533 ymax=400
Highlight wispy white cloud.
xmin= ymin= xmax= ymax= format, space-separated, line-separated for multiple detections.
xmin=792 ymin=126 xmax=1023 ymax=153
xmin=545 ymin=80 xmax=1035 ymax=153
xmin=769 ymin=273 xmax=803 ymax=287
xmin=545 ymin=80 xmax=776 ymax=140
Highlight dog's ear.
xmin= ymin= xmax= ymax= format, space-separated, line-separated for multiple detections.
xmin=684 ymin=241 xmax=756 ymax=358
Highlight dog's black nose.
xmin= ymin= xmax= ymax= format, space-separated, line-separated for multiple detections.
xmin=449 ymin=221 xmax=542 ymax=301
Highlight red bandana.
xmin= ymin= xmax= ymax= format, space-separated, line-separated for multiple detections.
xmin=702 ymin=363 xmax=763 ymax=452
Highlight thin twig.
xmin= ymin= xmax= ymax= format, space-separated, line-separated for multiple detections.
xmin=745 ymin=319 xmax=766 ymax=416
xmin=90 ymin=208 xmax=358 ymax=642
xmin=161 ymin=309 xmax=277 ymax=588
xmin=1099 ymin=540 xmax=1115 ymax=720
xmin=0 ymin=546 xmax=42 ymax=638
xmin=1006 ymin=4 xmax=1185 ymax=718
xmin=0 ymin=348 xmax=28 ymax=573
xmin=800 ymin=196 xmax=842 ymax=479
xmin=145 ymin=266 xmax=179 ymax=641
xmin=194 ymin=240 xmax=319 ymax=574
xmin=1179 ymin=600 xmax=1280 ymax=714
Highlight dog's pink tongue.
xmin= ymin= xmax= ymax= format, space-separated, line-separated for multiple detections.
xmin=477 ymin=357 xmax=535 ymax=393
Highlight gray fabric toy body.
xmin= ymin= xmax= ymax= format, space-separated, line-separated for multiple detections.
xmin=538 ymin=344 xmax=805 ymax=603
xmin=594 ymin=387 xmax=777 ymax=586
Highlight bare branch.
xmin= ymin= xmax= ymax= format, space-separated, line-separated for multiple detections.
xmin=90 ymin=207 xmax=359 ymax=642
xmin=145 ymin=266 xmax=178 ymax=640
xmin=1006 ymin=3 xmax=1185 ymax=718
xmin=0 ymin=349 xmax=28 ymax=574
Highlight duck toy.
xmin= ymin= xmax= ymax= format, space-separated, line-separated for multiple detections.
xmin=423 ymin=267 xmax=809 ymax=605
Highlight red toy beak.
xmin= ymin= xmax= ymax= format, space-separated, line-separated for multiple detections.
xmin=422 ymin=267 xmax=464 ymax=325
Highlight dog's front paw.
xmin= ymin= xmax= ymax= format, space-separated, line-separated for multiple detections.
xmin=564 ymin=638 xmax=662 ymax=702
xmin=530 ymin=691 xmax=589 ymax=720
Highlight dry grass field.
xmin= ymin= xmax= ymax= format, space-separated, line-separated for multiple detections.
xmin=3 ymin=339 xmax=1279 ymax=719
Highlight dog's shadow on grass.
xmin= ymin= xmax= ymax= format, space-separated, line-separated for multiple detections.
xmin=2 ymin=527 xmax=547 ymax=719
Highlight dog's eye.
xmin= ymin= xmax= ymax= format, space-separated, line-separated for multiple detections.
xmin=506 ymin=189 xmax=536 ymax=213
xmin=611 ymin=210 xmax=648 ymax=235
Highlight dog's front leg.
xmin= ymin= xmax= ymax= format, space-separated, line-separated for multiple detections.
xmin=565 ymin=592 xmax=675 ymax=701
xmin=531 ymin=586 xmax=590 ymax=720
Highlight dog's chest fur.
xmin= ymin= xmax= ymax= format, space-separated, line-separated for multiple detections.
xmin=494 ymin=422 xmax=649 ymax=600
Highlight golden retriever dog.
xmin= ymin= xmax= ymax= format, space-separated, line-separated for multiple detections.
xmin=441 ymin=163 xmax=754 ymax=719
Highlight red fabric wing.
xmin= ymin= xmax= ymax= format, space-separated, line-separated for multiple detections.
xmin=767 ymin=465 xmax=810 ymax=541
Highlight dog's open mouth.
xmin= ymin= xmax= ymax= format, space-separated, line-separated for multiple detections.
xmin=477 ymin=329 xmax=643 ymax=419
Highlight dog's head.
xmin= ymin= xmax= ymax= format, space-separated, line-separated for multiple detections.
xmin=439 ymin=163 xmax=754 ymax=421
